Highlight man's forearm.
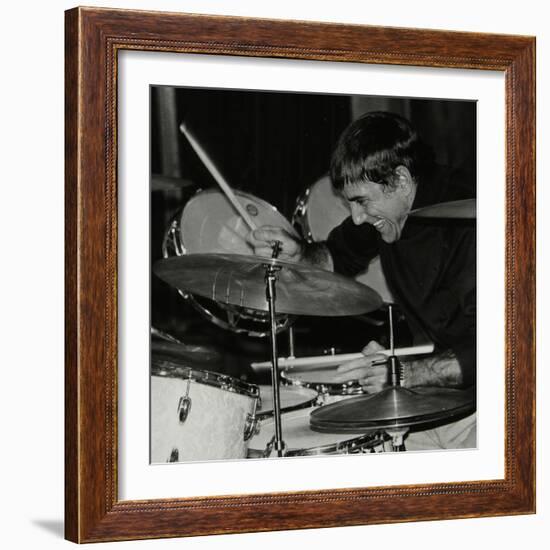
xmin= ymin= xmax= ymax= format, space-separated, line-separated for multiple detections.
xmin=402 ymin=350 xmax=464 ymax=388
xmin=302 ymin=242 xmax=334 ymax=271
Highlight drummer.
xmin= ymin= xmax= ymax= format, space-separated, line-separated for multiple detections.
xmin=247 ymin=111 xmax=476 ymax=449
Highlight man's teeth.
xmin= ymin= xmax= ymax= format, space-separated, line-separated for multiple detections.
xmin=373 ymin=219 xmax=386 ymax=228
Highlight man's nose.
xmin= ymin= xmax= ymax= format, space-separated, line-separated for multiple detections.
xmin=350 ymin=203 xmax=368 ymax=225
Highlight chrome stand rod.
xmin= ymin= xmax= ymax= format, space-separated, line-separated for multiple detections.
xmin=265 ymin=265 xmax=285 ymax=457
xmin=288 ymin=325 xmax=296 ymax=358
xmin=387 ymin=304 xmax=401 ymax=387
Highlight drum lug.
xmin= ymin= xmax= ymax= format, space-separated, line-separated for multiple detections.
xmin=243 ymin=413 xmax=259 ymax=441
xmin=177 ymin=378 xmax=193 ymax=423
xmin=315 ymin=393 xmax=327 ymax=406
xmin=177 ymin=396 xmax=192 ymax=423
xmin=168 ymin=448 xmax=179 ymax=462
xmin=262 ymin=435 xmax=286 ymax=458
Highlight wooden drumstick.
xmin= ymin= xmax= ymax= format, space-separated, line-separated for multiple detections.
xmin=179 ymin=122 xmax=258 ymax=231
xmin=250 ymin=343 xmax=435 ymax=370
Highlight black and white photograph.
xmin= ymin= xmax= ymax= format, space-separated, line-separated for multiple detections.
xmin=150 ymin=87 xmax=477 ymax=463
xmin=3 ymin=0 xmax=544 ymax=547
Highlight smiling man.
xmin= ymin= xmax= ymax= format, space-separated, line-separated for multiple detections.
xmin=248 ymin=111 xmax=476 ymax=449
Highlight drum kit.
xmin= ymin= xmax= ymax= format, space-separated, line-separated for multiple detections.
xmin=151 ymin=124 xmax=476 ymax=463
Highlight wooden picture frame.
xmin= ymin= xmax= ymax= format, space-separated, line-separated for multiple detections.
xmin=65 ymin=6 xmax=535 ymax=543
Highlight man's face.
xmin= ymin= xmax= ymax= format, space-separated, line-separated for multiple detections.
xmin=342 ymin=174 xmax=414 ymax=243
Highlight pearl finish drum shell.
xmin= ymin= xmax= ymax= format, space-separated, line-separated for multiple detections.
xmin=151 ymin=367 xmax=259 ymax=463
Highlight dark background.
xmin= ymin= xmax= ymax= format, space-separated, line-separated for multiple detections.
xmin=150 ymin=86 xmax=476 ymax=383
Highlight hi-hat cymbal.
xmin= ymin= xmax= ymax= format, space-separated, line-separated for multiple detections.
xmin=154 ymin=253 xmax=383 ymax=316
xmin=310 ymin=386 xmax=475 ymax=432
xmin=410 ymin=199 xmax=476 ymax=219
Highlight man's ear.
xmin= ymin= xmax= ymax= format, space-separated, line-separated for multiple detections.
xmin=394 ymin=165 xmax=415 ymax=196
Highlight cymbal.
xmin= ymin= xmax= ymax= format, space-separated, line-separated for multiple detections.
xmin=154 ymin=253 xmax=383 ymax=316
xmin=310 ymin=386 xmax=475 ymax=432
xmin=151 ymin=339 xmax=223 ymax=366
xmin=410 ymin=199 xmax=476 ymax=219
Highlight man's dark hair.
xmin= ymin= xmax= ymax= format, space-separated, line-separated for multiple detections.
xmin=330 ymin=111 xmax=434 ymax=190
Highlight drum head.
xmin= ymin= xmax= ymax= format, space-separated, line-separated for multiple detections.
xmin=257 ymin=385 xmax=318 ymax=418
xmin=162 ymin=189 xmax=297 ymax=337
xmin=299 ymin=175 xmax=350 ymax=242
xmin=181 ymin=189 xmax=298 ymax=254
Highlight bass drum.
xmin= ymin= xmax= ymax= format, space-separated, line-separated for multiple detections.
xmin=293 ymin=176 xmax=394 ymax=303
xmin=162 ymin=188 xmax=299 ymax=337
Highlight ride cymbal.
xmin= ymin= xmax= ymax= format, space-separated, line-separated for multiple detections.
xmin=154 ymin=253 xmax=383 ymax=316
xmin=410 ymin=199 xmax=476 ymax=219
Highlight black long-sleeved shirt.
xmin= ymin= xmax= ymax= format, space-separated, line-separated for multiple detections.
xmin=326 ymin=166 xmax=476 ymax=387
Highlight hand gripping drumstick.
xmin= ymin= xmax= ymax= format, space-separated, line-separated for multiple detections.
xmin=250 ymin=343 xmax=435 ymax=370
xmin=179 ymin=122 xmax=258 ymax=231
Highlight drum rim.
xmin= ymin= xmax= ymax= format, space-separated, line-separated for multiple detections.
xmin=281 ymin=369 xmax=364 ymax=396
xmin=152 ymin=358 xmax=260 ymax=399
xmin=250 ymin=408 xmax=383 ymax=456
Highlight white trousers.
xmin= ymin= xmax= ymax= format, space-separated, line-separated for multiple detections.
xmin=402 ymin=412 xmax=477 ymax=451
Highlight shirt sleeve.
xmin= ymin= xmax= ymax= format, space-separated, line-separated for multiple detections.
xmin=444 ymin=227 xmax=476 ymax=388
xmin=452 ymin=286 xmax=476 ymax=388
xmin=325 ymin=217 xmax=379 ymax=277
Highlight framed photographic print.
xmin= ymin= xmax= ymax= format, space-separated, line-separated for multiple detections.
xmin=65 ymin=6 xmax=535 ymax=543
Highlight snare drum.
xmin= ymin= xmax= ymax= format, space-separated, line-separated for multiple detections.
xmin=162 ymin=189 xmax=298 ymax=337
xmin=257 ymin=384 xmax=319 ymax=419
xmin=151 ymin=359 xmax=260 ymax=463
xmin=249 ymin=407 xmax=385 ymax=457
xmin=293 ymin=176 xmax=394 ymax=303
xmin=281 ymin=364 xmax=364 ymax=397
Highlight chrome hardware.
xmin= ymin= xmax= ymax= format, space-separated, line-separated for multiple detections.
xmin=243 ymin=413 xmax=259 ymax=442
xmin=177 ymin=378 xmax=192 ymax=423
xmin=315 ymin=394 xmax=327 ymax=406
xmin=261 ymin=435 xmax=286 ymax=458
xmin=168 ymin=448 xmax=179 ymax=462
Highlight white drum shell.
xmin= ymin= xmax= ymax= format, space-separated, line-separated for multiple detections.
xmin=151 ymin=374 xmax=258 ymax=463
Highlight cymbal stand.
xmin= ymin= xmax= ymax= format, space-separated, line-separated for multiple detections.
xmin=384 ymin=304 xmax=409 ymax=452
xmin=264 ymin=242 xmax=286 ymax=457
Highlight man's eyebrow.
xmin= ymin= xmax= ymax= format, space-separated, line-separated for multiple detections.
xmin=344 ymin=193 xmax=368 ymax=202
